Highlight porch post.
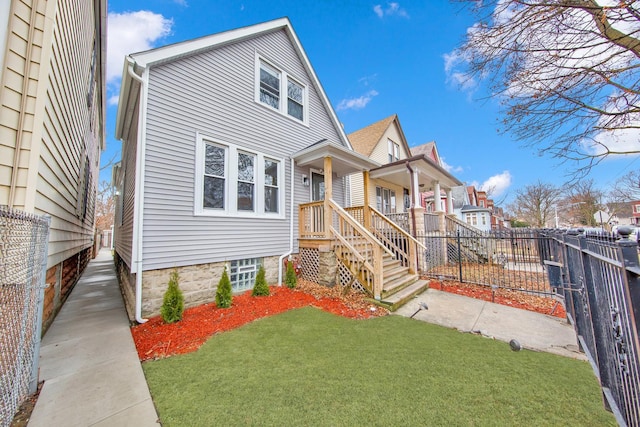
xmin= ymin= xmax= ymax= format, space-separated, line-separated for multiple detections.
xmin=412 ymin=169 xmax=420 ymax=207
xmin=433 ymin=180 xmax=442 ymax=212
xmin=324 ymin=156 xmax=333 ymax=239
xmin=363 ymin=170 xmax=371 ymax=229
xmin=446 ymin=189 xmax=454 ymax=214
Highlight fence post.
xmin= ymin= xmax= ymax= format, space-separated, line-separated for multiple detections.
xmin=617 ymin=227 xmax=640 ymax=367
xmin=456 ymin=230 xmax=463 ymax=283
xmin=29 ymin=215 xmax=51 ymax=394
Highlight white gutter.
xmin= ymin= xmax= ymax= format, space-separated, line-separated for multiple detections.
xmin=278 ymin=158 xmax=295 ymax=285
xmin=127 ymin=59 xmax=148 ymax=324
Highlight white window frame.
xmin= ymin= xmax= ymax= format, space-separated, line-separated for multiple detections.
xmin=194 ymin=133 xmax=285 ymax=218
xmin=255 ymin=54 xmax=309 ymax=126
xmin=388 ymin=139 xmax=400 ymax=163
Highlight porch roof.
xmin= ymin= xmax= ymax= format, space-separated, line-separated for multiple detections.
xmin=369 ymin=154 xmax=463 ymax=190
xmin=292 ymin=139 xmax=380 ymax=177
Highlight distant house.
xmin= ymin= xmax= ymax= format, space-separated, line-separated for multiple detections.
xmin=347 ymin=115 xmax=412 ymax=213
xmin=631 ymin=200 xmax=640 ymax=226
xmin=346 ymin=115 xmax=462 ymax=219
xmin=0 ymin=0 xmax=106 ymax=331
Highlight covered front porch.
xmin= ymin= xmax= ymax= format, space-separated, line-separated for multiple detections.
xmin=292 ymin=142 xmax=462 ymax=309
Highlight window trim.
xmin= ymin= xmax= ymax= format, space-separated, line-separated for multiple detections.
xmin=388 ymin=139 xmax=400 ymax=163
xmin=255 ymin=54 xmax=309 ymax=126
xmin=195 ymin=133 xmax=285 ymax=219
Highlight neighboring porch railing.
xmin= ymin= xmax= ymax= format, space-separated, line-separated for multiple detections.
xmin=385 ymin=212 xmax=410 ymax=232
xmin=347 ymin=206 xmax=428 ymax=274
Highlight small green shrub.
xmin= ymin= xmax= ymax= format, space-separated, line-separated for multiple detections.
xmin=285 ymin=260 xmax=297 ymax=289
xmin=216 ymin=266 xmax=233 ymax=308
xmin=160 ymin=269 xmax=184 ymax=324
xmin=252 ymin=265 xmax=270 ymax=296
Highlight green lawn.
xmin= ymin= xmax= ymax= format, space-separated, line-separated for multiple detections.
xmin=142 ymin=307 xmax=615 ymax=426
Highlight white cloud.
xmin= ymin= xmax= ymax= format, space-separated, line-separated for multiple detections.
xmin=373 ymin=2 xmax=409 ymax=19
xmin=479 ymin=171 xmax=512 ymax=198
xmin=358 ymin=73 xmax=378 ymax=87
xmin=108 ymin=95 xmax=119 ymax=106
xmin=336 ymin=90 xmax=379 ymax=111
xmin=107 ymin=11 xmax=173 ymax=84
xmin=585 ymin=127 xmax=640 ymax=157
xmin=440 ymin=158 xmax=463 ymax=174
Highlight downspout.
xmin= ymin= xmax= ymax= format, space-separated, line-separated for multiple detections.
xmin=127 ymin=61 xmax=147 ymax=324
xmin=405 ymin=161 xmax=417 ymax=238
xmin=278 ymin=158 xmax=295 ymax=285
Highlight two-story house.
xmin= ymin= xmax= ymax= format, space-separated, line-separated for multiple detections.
xmin=113 ymin=18 xmax=400 ymax=321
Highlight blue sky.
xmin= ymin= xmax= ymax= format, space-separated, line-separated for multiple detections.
xmin=103 ymin=0 xmax=638 ymax=204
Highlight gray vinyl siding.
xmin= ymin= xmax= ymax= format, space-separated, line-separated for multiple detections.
xmin=114 ymin=102 xmax=139 ymax=270
xmin=36 ymin=0 xmax=100 ymax=267
xmin=140 ymin=29 xmax=345 ymax=271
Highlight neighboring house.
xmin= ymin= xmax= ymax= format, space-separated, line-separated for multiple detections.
xmin=460 ymin=205 xmax=492 ymax=232
xmin=347 ymin=116 xmax=462 ymax=228
xmin=347 ymin=115 xmax=412 ymax=213
xmin=450 ymin=185 xmax=471 ymax=219
xmin=114 ymin=18 xmax=383 ymax=320
xmin=631 ymin=200 xmax=640 ymax=226
xmin=0 ymin=0 xmax=107 ymax=331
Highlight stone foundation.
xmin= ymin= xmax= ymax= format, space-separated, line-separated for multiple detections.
xmin=128 ymin=256 xmax=282 ymax=318
xmin=317 ymin=247 xmax=337 ymax=287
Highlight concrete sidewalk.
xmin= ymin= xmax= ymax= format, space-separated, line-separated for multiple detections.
xmin=395 ymin=288 xmax=585 ymax=360
xmin=29 ymin=249 xmax=159 ymax=426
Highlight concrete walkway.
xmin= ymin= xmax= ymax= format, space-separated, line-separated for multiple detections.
xmin=395 ymin=288 xmax=585 ymax=360
xmin=29 ymin=249 xmax=159 ymax=426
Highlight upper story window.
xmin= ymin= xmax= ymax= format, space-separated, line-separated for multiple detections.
xmin=388 ymin=139 xmax=399 ymax=163
xmin=259 ymin=62 xmax=280 ymax=109
xmin=634 ymin=204 xmax=640 ymax=214
xmin=196 ymin=134 xmax=284 ymax=218
xmin=256 ymin=56 xmax=308 ymax=125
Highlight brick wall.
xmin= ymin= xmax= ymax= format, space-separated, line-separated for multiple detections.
xmin=41 ymin=247 xmax=92 ymax=334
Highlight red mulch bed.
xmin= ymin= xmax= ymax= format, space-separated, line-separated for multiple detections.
xmin=428 ymin=280 xmax=567 ymax=319
xmin=131 ymin=279 xmax=566 ymax=362
xmin=131 ymin=281 xmax=386 ymax=362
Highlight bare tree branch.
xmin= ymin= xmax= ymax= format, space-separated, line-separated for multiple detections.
xmin=451 ymin=0 xmax=640 ymax=180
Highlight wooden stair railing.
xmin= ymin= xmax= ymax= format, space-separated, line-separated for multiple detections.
xmin=328 ymin=200 xmax=392 ymax=300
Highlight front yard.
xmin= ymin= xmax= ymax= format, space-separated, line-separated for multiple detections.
xmin=142 ymin=307 xmax=614 ymax=426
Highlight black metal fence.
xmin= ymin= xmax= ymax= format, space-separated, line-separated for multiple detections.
xmin=543 ymin=227 xmax=640 ymax=426
xmin=418 ymin=228 xmax=551 ymax=295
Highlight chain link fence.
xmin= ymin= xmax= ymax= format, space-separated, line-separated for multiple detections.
xmin=0 ymin=206 xmax=50 ymax=427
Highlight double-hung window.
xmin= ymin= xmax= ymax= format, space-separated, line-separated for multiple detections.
xmin=237 ymin=151 xmax=255 ymax=211
xmin=203 ymin=143 xmax=227 ymax=209
xmin=376 ymin=187 xmax=396 ymax=214
xmin=264 ymin=158 xmax=279 ymax=213
xmin=196 ymin=134 xmax=284 ymax=218
xmin=388 ymin=139 xmax=400 ymax=163
xmin=256 ymin=56 xmax=307 ymax=124
xmin=259 ymin=62 xmax=280 ymax=109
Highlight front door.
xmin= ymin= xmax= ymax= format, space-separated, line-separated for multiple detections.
xmin=311 ymin=171 xmax=325 ymax=202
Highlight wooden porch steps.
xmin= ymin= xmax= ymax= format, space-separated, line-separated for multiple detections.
xmin=379 ymin=279 xmax=430 ymax=312
xmin=378 ymin=252 xmax=430 ymax=312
